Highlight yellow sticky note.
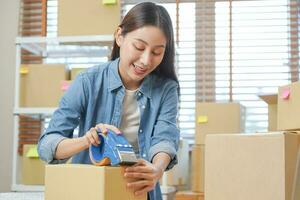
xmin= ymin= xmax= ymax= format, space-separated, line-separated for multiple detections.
xmin=26 ymin=146 xmax=39 ymax=158
xmin=20 ymin=67 xmax=29 ymax=74
xmin=197 ymin=116 xmax=208 ymax=124
xmin=102 ymin=0 xmax=117 ymax=5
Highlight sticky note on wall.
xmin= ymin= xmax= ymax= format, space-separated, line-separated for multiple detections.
xmin=61 ymin=81 xmax=71 ymax=92
xmin=20 ymin=67 xmax=29 ymax=74
xmin=281 ymin=88 xmax=290 ymax=100
xmin=197 ymin=116 xmax=208 ymax=124
xmin=102 ymin=0 xmax=117 ymax=5
xmin=26 ymin=146 xmax=39 ymax=158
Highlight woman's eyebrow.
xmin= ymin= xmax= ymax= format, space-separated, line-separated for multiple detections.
xmin=134 ymin=38 xmax=165 ymax=48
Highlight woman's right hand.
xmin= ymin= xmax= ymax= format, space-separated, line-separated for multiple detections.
xmin=83 ymin=123 xmax=122 ymax=147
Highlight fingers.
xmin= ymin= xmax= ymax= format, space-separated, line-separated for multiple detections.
xmin=84 ymin=123 xmax=121 ymax=147
xmin=95 ymin=123 xmax=122 ymax=134
xmin=124 ymin=171 xmax=152 ymax=180
xmin=126 ymin=159 xmax=153 ymax=173
xmin=134 ymin=186 xmax=153 ymax=197
xmin=84 ymin=127 xmax=100 ymax=146
xmin=126 ymin=179 xmax=155 ymax=196
xmin=123 ymin=159 xmax=159 ymax=197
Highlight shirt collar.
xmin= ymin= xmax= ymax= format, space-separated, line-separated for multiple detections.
xmin=108 ymin=58 xmax=152 ymax=99
xmin=108 ymin=58 xmax=123 ymax=91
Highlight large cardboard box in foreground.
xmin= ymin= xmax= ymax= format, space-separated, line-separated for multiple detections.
xmin=278 ymin=81 xmax=300 ymax=130
xmin=58 ymin=0 xmax=120 ymax=36
xmin=195 ymin=102 xmax=245 ymax=144
xmin=20 ymin=64 xmax=69 ymax=107
xmin=205 ymin=132 xmax=300 ymax=200
xmin=259 ymin=94 xmax=278 ymax=131
xmin=45 ymin=164 xmax=146 ymax=200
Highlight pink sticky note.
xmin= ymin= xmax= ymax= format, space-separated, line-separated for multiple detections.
xmin=61 ymin=81 xmax=70 ymax=92
xmin=281 ymin=88 xmax=290 ymax=100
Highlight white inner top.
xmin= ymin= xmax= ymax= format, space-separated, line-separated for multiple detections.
xmin=119 ymin=89 xmax=140 ymax=155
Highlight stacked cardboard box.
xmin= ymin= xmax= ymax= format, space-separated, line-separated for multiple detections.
xmin=195 ymin=102 xmax=245 ymax=144
xmin=203 ymin=82 xmax=300 ymax=200
xmin=277 ymin=82 xmax=300 ymax=130
xmin=58 ymin=0 xmax=120 ymax=36
xmin=71 ymin=67 xmax=85 ymax=80
xmin=259 ymin=94 xmax=278 ymax=131
xmin=20 ymin=64 xmax=69 ymax=107
xmin=259 ymin=82 xmax=300 ymax=132
xmin=45 ymin=164 xmax=146 ymax=200
xmin=192 ymin=102 xmax=245 ymax=193
xmin=22 ymin=144 xmax=45 ymax=185
xmin=191 ymin=145 xmax=205 ymax=192
xmin=205 ymin=132 xmax=300 ymax=200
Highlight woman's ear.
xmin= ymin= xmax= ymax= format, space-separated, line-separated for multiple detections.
xmin=115 ymin=27 xmax=123 ymax=47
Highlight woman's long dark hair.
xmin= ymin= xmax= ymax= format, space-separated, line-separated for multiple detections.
xmin=111 ymin=2 xmax=179 ymax=84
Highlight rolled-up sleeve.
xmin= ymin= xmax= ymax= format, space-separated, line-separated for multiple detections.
xmin=149 ymin=84 xmax=180 ymax=171
xmin=38 ymin=74 xmax=88 ymax=164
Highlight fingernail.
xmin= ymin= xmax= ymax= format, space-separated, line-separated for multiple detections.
xmin=124 ymin=173 xmax=127 ymax=177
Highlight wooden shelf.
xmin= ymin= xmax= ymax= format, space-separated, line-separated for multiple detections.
xmin=13 ymin=107 xmax=56 ymax=115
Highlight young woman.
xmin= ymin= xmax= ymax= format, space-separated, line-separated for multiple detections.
xmin=38 ymin=2 xmax=180 ymax=199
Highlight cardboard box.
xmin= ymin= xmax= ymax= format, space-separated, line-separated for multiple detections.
xmin=22 ymin=144 xmax=45 ymax=185
xmin=278 ymin=82 xmax=300 ymax=130
xmin=20 ymin=64 xmax=69 ymax=107
xmin=162 ymin=139 xmax=189 ymax=186
xmin=45 ymin=164 xmax=146 ymax=200
xmin=191 ymin=145 xmax=205 ymax=192
xmin=259 ymin=94 xmax=278 ymax=131
xmin=58 ymin=0 xmax=120 ymax=36
xmin=175 ymin=191 xmax=204 ymax=200
xmin=195 ymin=102 xmax=245 ymax=144
xmin=71 ymin=68 xmax=85 ymax=80
xmin=293 ymin=152 xmax=300 ymax=200
xmin=205 ymin=132 xmax=300 ymax=200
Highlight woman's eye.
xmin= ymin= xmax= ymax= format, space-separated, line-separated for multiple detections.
xmin=133 ymin=44 xmax=144 ymax=51
xmin=152 ymin=51 xmax=162 ymax=56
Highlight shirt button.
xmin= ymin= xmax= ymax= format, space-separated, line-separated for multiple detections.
xmin=142 ymin=153 xmax=146 ymax=158
xmin=142 ymin=105 xmax=146 ymax=109
xmin=139 ymin=129 xmax=143 ymax=133
xmin=138 ymin=92 xmax=141 ymax=96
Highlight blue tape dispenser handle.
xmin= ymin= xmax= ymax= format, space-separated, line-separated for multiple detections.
xmin=89 ymin=129 xmax=138 ymax=166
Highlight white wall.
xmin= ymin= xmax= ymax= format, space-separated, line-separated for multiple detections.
xmin=0 ymin=0 xmax=19 ymax=192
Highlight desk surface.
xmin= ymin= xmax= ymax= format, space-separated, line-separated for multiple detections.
xmin=0 ymin=192 xmax=43 ymax=200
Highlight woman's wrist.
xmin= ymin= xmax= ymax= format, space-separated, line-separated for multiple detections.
xmin=81 ymin=135 xmax=91 ymax=149
xmin=152 ymin=152 xmax=171 ymax=176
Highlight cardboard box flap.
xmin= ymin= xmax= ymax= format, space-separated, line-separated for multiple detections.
xmin=259 ymin=94 xmax=278 ymax=104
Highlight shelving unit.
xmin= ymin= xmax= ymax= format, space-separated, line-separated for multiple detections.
xmin=12 ymin=35 xmax=114 ymax=191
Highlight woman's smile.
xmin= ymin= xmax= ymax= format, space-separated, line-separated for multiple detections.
xmin=132 ymin=63 xmax=147 ymax=76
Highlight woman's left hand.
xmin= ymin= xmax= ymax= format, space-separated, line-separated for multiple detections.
xmin=124 ymin=159 xmax=164 ymax=196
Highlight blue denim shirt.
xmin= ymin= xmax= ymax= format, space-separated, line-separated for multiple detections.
xmin=38 ymin=58 xmax=180 ymax=200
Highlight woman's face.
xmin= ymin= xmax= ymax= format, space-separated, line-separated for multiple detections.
xmin=116 ymin=26 xmax=166 ymax=90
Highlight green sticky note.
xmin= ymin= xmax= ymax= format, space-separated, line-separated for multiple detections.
xmin=102 ymin=0 xmax=117 ymax=5
xmin=26 ymin=146 xmax=39 ymax=158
